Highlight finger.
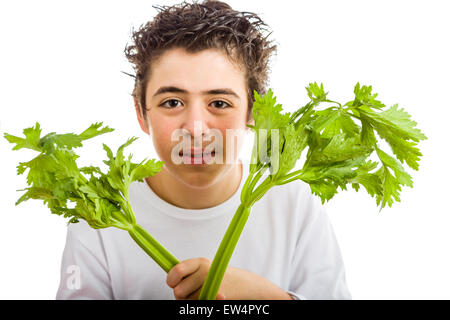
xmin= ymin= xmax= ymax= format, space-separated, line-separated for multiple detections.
xmin=166 ymin=259 xmax=201 ymax=288
xmin=186 ymin=289 xmax=226 ymax=300
xmin=186 ymin=287 xmax=202 ymax=300
xmin=174 ymin=268 xmax=206 ymax=299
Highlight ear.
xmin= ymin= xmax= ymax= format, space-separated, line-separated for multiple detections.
xmin=134 ymin=98 xmax=150 ymax=135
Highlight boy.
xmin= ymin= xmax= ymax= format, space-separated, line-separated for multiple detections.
xmin=56 ymin=0 xmax=351 ymax=300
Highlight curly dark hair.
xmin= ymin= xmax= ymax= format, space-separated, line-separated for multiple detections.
xmin=124 ymin=0 xmax=277 ymax=121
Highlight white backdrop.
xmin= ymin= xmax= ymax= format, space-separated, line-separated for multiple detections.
xmin=0 ymin=0 xmax=449 ymax=299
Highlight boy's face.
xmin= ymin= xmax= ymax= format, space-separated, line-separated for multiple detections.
xmin=135 ymin=47 xmax=252 ymax=188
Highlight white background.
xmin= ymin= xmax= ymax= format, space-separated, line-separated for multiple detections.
xmin=0 ymin=0 xmax=449 ymax=299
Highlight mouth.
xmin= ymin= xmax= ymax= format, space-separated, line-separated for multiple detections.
xmin=179 ymin=149 xmax=216 ymax=165
xmin=179 ymin=150 xmax=215 ymax=157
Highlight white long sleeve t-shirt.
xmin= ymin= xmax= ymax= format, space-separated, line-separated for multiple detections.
xmin=56 ymin=161 xmax=352 ymax=300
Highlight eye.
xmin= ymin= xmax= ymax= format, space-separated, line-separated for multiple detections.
xmin=211 ymin=100 xmax=231 ymax=109
xmin=159 ymin=99 xmax=231 ymax=109
xmin=160 ymin=99 xmax=182 ymax=109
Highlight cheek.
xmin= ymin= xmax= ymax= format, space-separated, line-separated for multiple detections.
xmin=217 ymin=116 xmax=248 ymax=158
xmin=149 ymin=119 xmax=178 ymax=161
xmin=220 ymin=111 xmax=248 ymax=131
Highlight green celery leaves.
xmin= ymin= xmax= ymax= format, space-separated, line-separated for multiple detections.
xmin=4 ymin=122 xmax=163 ymax=229
xmin=250 ymin=82 xmax=427 ymax=209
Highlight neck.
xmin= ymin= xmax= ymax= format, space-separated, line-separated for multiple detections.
xmin=145 ymin=161 xmax=243 ymax=209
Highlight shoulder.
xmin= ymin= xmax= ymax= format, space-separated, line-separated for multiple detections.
xmin=128 ymin=180 xmax=149 ymax=203
xmin=64 ymin=218 xmax=114 ymax=253
xmin=67 ymin=218 xmax=96 ymax=238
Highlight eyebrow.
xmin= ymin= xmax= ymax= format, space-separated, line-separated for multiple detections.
xmin=153 ymin=86 xmax=240 ymax=100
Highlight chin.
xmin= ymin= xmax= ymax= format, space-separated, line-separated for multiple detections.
xmin=178 ymin=168 xmax=223 ymax=189
xmin=162 ymin=161 xmax=221 ymax=189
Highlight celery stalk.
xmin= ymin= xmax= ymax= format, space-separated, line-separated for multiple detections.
xmin=199 ymin=203 xmax=251 ymax=299
xmin=128 ymin=224 xmax=179 ymax=272
xmin=199 ymin=166 xmax=272 ymax=300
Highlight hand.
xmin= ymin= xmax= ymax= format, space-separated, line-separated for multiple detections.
xmin=166 ymin=257 xmax=225 ymax=300
xmin=166 ymin=257 xmax=293 ymax=300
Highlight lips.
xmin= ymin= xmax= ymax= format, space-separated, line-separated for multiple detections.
xmin=178 ymin=148 xmax=216 ymax=165
xmin=179 ymin=149 xmax=215 ymax=157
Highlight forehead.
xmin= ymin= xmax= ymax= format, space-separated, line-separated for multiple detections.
xmin=147 ymin=47 xmax=246 ymax=94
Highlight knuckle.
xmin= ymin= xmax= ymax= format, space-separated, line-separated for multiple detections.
xmin=173 ymin=263 xmax=185 ymax=275
xmin=174 ymin=286 xmax=186 ymax=299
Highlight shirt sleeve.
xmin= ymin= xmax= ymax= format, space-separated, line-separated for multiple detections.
xmin=55 ymin=222 xmax=114 ymax=300
xmin=288 ymin=192 xmax=352 ymax=300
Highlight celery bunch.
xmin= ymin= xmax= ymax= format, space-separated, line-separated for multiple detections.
xmin=199 ymin=83 xmax=427 ymax=299
xmin=4 ymin=123 xmax=179 ymax=272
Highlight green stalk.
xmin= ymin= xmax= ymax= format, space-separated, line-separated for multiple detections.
xmin=122 ymin=195 xmax=137 ymax=225
xmin=128 ymin=224 xmax=179 ymax=273
xmin=111 ymin=194 xmax=178 ymax=273
xmin=199 ymin=174 xmax=276 ymax=300
xmin=275 ymin=169 xmax=304 ymax=186
xmin=249 ymin=180 xmax=274 ymax=205
xmin=198 ymin=203 xmax=251 ymax=300
xmin=244 ymin=165 xmax=267 ymax=202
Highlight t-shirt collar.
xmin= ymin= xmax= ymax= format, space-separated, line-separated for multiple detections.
xmin=132 ymin=159 xmax=249 ymax=220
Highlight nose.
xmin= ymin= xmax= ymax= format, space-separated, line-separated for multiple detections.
xmin=181 ymin=100 xmax=212 ymax=143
